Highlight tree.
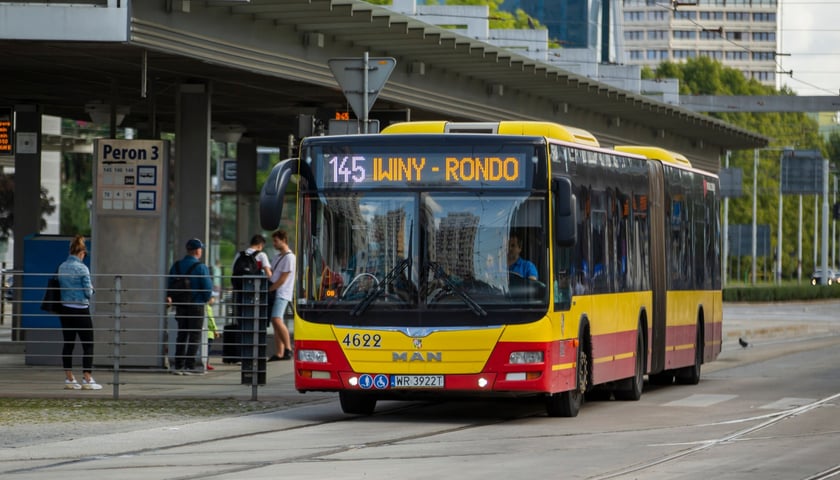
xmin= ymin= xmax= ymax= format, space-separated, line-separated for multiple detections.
xmin=60 ymin=182 xmax=91 ymax=236
xmin=0 ymin=174 xmax=57 ymax=240
xmin=825 ymin=131 xmax=840 ymax=170
xmin=650 ymin=57 xmax=827 ymax=280
xmin=60 ymin=149 xmax=93 ymax=236
xmin=363 ymin=0 xmax=545 ymax=32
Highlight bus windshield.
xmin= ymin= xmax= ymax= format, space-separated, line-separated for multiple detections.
xmin=298 ymin=190 xmax=548 ymax=323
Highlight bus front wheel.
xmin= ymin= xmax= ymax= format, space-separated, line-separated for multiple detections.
xmin=546 ymin=343 xmax=588 ymax=417
xmin=339 ymin=392 xmax=377 ymax=415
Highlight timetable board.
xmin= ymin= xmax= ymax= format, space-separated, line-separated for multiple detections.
xmin=95 ymin=139 xmax=166 ymax=215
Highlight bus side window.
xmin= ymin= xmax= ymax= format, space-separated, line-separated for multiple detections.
xmin=554 ymin=246 xmax=573 ymax=308
xmin=555 ymin=271 xmax=571 ymax=306
xmin=574 ymin=184 xmax=591 ymax=295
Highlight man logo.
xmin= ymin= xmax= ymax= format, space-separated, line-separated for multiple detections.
xmin=393 ymin=352 xmax=442 ymax=362
xmin=413 ymin=338 xmax=422 ymax=349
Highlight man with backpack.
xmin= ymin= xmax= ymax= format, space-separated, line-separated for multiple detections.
xmin=226 ymin=235 xmax=272 ymax=369
xmin=231 ymin=234 xmax=272 ymax=292
xmin=231 ymin=234 xmax=272 ymax=322
xmin=167 ymin=238 xmax=213 ymax=375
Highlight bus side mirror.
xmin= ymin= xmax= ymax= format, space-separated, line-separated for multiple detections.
xmin=260 ymin=158 xmax=298 ymax=230
xmin=553 ymin=177 xmax=577 ymax=247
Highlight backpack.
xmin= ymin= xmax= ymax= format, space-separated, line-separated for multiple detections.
xmin=168 ymin=261 xmax=200 ymax=304
xmin=232 ymin=250 xmax=259 ymax=291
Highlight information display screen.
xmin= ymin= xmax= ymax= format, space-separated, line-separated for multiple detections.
xmin=317 ymin=150 xmax=528 ymax=188
xmin=0 ymin=107 xmax=12 ymax=155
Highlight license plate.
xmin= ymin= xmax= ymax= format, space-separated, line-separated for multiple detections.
xmin=390 ymin=375 xmax=445 ymax=388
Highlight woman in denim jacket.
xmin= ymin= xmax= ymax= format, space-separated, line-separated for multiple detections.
xmin=57 ymin=235 xmax=101 ymax=390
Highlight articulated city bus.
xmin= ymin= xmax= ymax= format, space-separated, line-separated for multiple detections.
xmin=260 ymin=121 xmax=721 ymax=416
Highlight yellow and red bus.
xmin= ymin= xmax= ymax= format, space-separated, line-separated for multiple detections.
xmin=260 ymin=121 xmax=721 ymax=416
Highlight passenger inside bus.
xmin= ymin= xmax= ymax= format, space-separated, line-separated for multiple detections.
xmin=555 ymin=271 xmax=572 ymax=304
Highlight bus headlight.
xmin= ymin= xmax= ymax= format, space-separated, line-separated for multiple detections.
xmin=509 ymin=351 xmax=544 ymax=364
xmin=298 ymin=349 xmax=328 ymax=363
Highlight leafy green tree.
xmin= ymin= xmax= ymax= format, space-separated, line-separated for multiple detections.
xmin=60 ymin=151 xmax=93 ymax=235
xmin=60 ymin=183 xmax=91 ymax=236
xmin=825 ymin=131 xmax=840 ymax=168
xmin=364 ymin=0 xmax=544 ymax=32
xmin=0 ymin=174 xmax=57 ymax=240
xmin=650 ymin=57 xmax=827 ymax=280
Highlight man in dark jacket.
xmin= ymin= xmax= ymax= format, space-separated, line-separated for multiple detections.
xmin=167 ymin=238 xmax=213 ymax=374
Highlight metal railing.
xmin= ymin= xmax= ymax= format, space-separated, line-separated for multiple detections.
xmin=0 ymin=271 xmax=290 ymax=400
xmin=5 ymin=1 xmax=114 ymax=6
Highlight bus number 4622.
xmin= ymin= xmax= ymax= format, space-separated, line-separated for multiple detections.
xmin=342 ymin=333 xmax=382 ymax=348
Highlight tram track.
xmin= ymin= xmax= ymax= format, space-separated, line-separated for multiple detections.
xmin=1 ymin=399 xmax=535 ymax=479
xmin=2 ymin=334 xmax=837 ymax=479
xmin=3 ymin=392 xmax=837 ymax=479
xmin=164 ymin=401 xmax=538 ymax=480
xmin=802 ymin=464 xmax=840 ymax=480
xmin=588 ymin=392 xmax=840 ymax=480
xmin=6 ymin=389 xmax=836 ymax=479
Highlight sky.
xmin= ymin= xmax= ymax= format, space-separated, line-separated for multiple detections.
xmin=777 ymin=1 xmax=840 ymax=96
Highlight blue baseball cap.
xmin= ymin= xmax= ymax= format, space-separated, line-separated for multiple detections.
xmin=186 ymin=238 xmax=205 ymax=250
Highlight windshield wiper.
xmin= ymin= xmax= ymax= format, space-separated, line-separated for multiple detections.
xmin=349 ymin=256 xmax=411 ymax=317
xmin=350 ymin=225 xmax=414 ymax=317
xmin=427 ymin=262 xmax=487 ymax=317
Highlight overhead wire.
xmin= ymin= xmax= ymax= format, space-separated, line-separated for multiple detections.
xmin=648 ymin=0 xmax=840 ymax=95
xmin=404 ymin=1 xmax=840 ymax=94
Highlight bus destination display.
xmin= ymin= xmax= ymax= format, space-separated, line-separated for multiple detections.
xmin=322 ymin=152 xmax=526 ymax=188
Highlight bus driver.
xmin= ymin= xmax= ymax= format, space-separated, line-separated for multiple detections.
xmin=507 ymin=233 xmax=537 ymax=280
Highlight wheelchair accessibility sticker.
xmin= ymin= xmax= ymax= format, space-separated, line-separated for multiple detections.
xmin=358 ymin=374 xmax=390 ymax=389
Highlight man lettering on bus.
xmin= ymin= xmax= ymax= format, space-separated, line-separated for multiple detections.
xmin=507 ymin=234 xmax=537 ymax=280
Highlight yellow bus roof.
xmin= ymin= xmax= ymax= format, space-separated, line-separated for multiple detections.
xmin=380 ymin=121 xmax=600 ymax=147
xmin=380 ymin=121 xmax=448 ymax=134
xmin=614 ymin=145 xmax=692 ymax=167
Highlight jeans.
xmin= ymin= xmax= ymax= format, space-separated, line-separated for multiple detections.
xmin=58 ymin=305 xmax=94 ymax=372
xmin=174 ymin=304 xmax=204 ymax=370
xmin=271 ymin=297 xmax=290 ymax=319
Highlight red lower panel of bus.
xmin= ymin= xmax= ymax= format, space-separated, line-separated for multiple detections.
xmin=586 ymin=322 xmax=723 ymax=386
xmin=589 ymin=329 xmax=638 ymax=386
xmin=661 ymin=321 xmax=722 ymax=370
xmin=294 ymin=339 xmax=579 ymax=395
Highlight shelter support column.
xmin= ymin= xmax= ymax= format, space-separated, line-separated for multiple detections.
xmin=12 ymin=105 xmax=42 ymax=341
xmin=12 ymin=105 xmax=42 ymax=272
xmin=235 ymin=139 xmax=258 ymax=250
xmin=174 ymin=83 xmax=211 ymax=251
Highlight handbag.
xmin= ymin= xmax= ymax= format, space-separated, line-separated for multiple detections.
xmin=40 ymin=274 xmax=62 ymax=313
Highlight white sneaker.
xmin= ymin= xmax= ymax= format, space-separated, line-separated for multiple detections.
xmin=81 ymin=378 xmax=103 ymax=390
xmin=64 ymin=379 xmax=81 ymax=390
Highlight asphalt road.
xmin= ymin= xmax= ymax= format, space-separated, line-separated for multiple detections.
xmin=1 ymin=301 xmax=838 ymax=480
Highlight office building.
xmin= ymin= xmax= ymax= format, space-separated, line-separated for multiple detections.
xmin=499 ymin=0 xmax=779 ymax=87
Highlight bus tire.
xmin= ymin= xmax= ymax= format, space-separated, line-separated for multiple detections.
xmin=546 ymin=339 xmax=588 ymax=417
xmin=614 ymin=326 xmax=645 ymax=401
xmin=339 ymin=392 xmax=377 ymax=415
xmin=585 ymin=388 xmax=612 ymax=402
xmin=675 ymin=325 xmax=702 ymax=385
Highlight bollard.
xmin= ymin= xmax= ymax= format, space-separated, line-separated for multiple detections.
xmin=251 ymin=278 xmax=261 ymax=400
xmin=237 ymin=275 xmax=267 ymax=397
